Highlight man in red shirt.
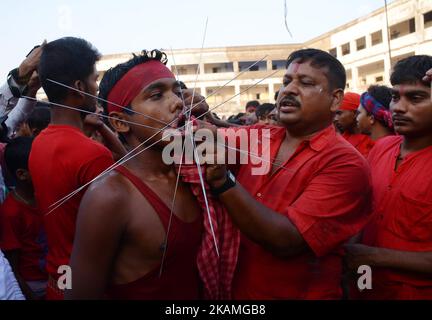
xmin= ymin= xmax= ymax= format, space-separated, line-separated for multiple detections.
xmin=29 ymin=37 xmax=114 ymax=299
xmin=345 ymin=55 xmax=432 ymax=300
xmin=0 ymin=137 xmax=47 ymax=299
xmin=334 ymin=92 xmax=374 ymax=157
xmin=205 ymin=49 xmax=372 ymax=299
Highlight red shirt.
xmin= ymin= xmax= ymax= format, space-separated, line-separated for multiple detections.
xmin=342 ymin=132 xmax=375 ymax=157
xmin=29 ymin=125 xmax=114 ymax=279
xmin=230 ymin=124 xmax=372 ymax=299
xmin=0 ymin=194 xmax=47 ymax=281
xmin=360 ymin=136 xmax=432 ymax=299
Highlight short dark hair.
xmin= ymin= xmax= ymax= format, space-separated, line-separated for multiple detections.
xmin=286 ymin=48 xmax=346 ymax=90
xmin=39 ymin=37 xmax=101 ymax=103
xmin=390 ymin=55 xmax=432 ymax=86
xmin=366 ymin=85 xmax=392 ymax=110
xmin=27 ymin=106 xmax=51 ymax=134
xmin=99 ymin=49 xmax=168 ymax=115
xmin=256 ymin=103 xmax=275 ymax=118
xmin=245 ymin=100 xmax=260 ymax=110
xmin=178 ymin=81 xmax=188 ymax=90
xmin=4 ymin=137 xmax=33 ymax=178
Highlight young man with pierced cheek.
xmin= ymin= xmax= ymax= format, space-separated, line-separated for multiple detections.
xmin=205 ymin=49 xmax=372 ymax=299
xmin=64 ymin=51 xmax=209 ymax=300
xmin=345 ymin=55 xmax=432 ymax=300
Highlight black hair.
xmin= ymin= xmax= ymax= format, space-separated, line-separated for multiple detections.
xmin=227 ymin=112 xmax=246 ymax=125
xmin=274 ymin=89 xmax=279 ymax=102
xmin=4 ymin=137 xmax=34 ymax=179
xmin=38 ymin=37 xmax=101 ymax=103
xmin=26 ymin=106 xmax=51 ymax=134
xmin=390 ymin=55 xmax=432 ymax=86
xmin=178 ymin=81 xmax=188 ymax=90
xmin=256 ymin=103 xmax=275 ymax=118
xmin=286 ymin=48 xmax=346 ymax=90
xmin=99 ymin=49 xmax=168 ymax=115
xmin=245 ymin=100 xmax=260 ymax=110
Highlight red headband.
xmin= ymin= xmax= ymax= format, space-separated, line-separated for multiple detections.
xmin=106 ymin=60 xmax=175 ymax=113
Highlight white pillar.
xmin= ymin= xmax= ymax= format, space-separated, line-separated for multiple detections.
xmin=235 ymin=83 xmax=241 ymax=108
xmin=199 ymin=63 xmax=205 ymax=75
xmin=200 ymin=86 xmax=207 ymax=97
xmin=233 ymin=61 xmax=239 ymax=73
xmin=268 ymin=83 xmax=275 ymax=103
xmin=366 ymin=34 xmax=372 ymax=49
xmin=352 ymin=66 xmax=359 ymax=92
xmin=384 ymin=56 xmax=391 ymax=86
xmin=266 ymin=60 xmax=272 ymax=71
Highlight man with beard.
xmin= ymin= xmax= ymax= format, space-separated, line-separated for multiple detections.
xmin=345 ymin=55 xmax=432 ymax=300
xmin=205 ymin=48 xmax=372 ymax=299
xmin=28 ymin=37 xmax=114 ymax=299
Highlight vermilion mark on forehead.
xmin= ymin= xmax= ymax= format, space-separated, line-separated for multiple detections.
xmin=291 ymin=62 xmax=301 ymax=73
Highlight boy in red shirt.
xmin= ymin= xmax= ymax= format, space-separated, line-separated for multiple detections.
xmin=0 ymin=137 xmax=47 ymax=299
xmin=29 ymin=37 xmax=114 ymax=299
xmin=345 ymin=55 xmax=432 ymax=299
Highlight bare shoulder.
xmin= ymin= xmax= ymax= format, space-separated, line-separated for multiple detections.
xmin=78 ymin=170 xmax=134 ymax=223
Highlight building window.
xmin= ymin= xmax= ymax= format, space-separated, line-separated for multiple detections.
xmin=239 ymin=61 xmax=267 ymax=72
xmin=346 ymin=82 xmax=350 ymax=89
xmin=329 ymin=48 xmax=337 ymax=57
xmin=356 ymin=37 xmax=366 ymax=51
xmin=424 ymin=10 xmax=432 ymax=28
xmin=390 ymin=18 xmax=416 ymax=40
xmin=272 ymin=60 xmax=286 ymax=70
xmin=256 ymin=93 xmax=261 ymax=100
xmin=375 ymin=76 xmax=383 ymax=82
xmin=173 ymin=64 xmax=199 ymax=75
xmin=204 ymin=62 xmax=234 ymax=74
xmin=342 ymin=43 xmax=350 ymax=56
xmin=371 ymin=30 xmax=383 ymax=46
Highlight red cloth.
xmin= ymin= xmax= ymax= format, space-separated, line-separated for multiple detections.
xmin=359 ymin=136 xmax=432 ymax=299
xmin=0 ymin=194 xmax=47 ymax=281
xmin=106 ymin=166 xmax=202 ymax=300
xmin=178 ymin=164 xmax=240 ymax=300
xmin=339 ymin=92 xmax=361 ymax=111
xmin=228 ymin=124 xmax=371 ymax=299
xmin=29 ymin=125 xmax=114 ymax=286
xmin=342 ymin=132 xmax=375 ymax=157
xmin=106 ymin=60 xmax=175 ymax=113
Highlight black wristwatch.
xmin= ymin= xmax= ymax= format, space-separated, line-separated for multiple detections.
xmin=7 ymin=68 xmax=28 ymax=98
xmin=210 ymin=170 xmax=236 ymax=196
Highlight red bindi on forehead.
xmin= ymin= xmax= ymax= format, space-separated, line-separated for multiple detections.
xmin=287 ymin=62 xmax=303 ymax=74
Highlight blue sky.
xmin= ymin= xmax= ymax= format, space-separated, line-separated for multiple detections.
xmin=0 ymin=0 xmax=391 ymax=77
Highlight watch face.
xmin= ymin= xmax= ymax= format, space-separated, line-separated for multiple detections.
xmin=228 ymin=171 xmax=236 ymax=183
